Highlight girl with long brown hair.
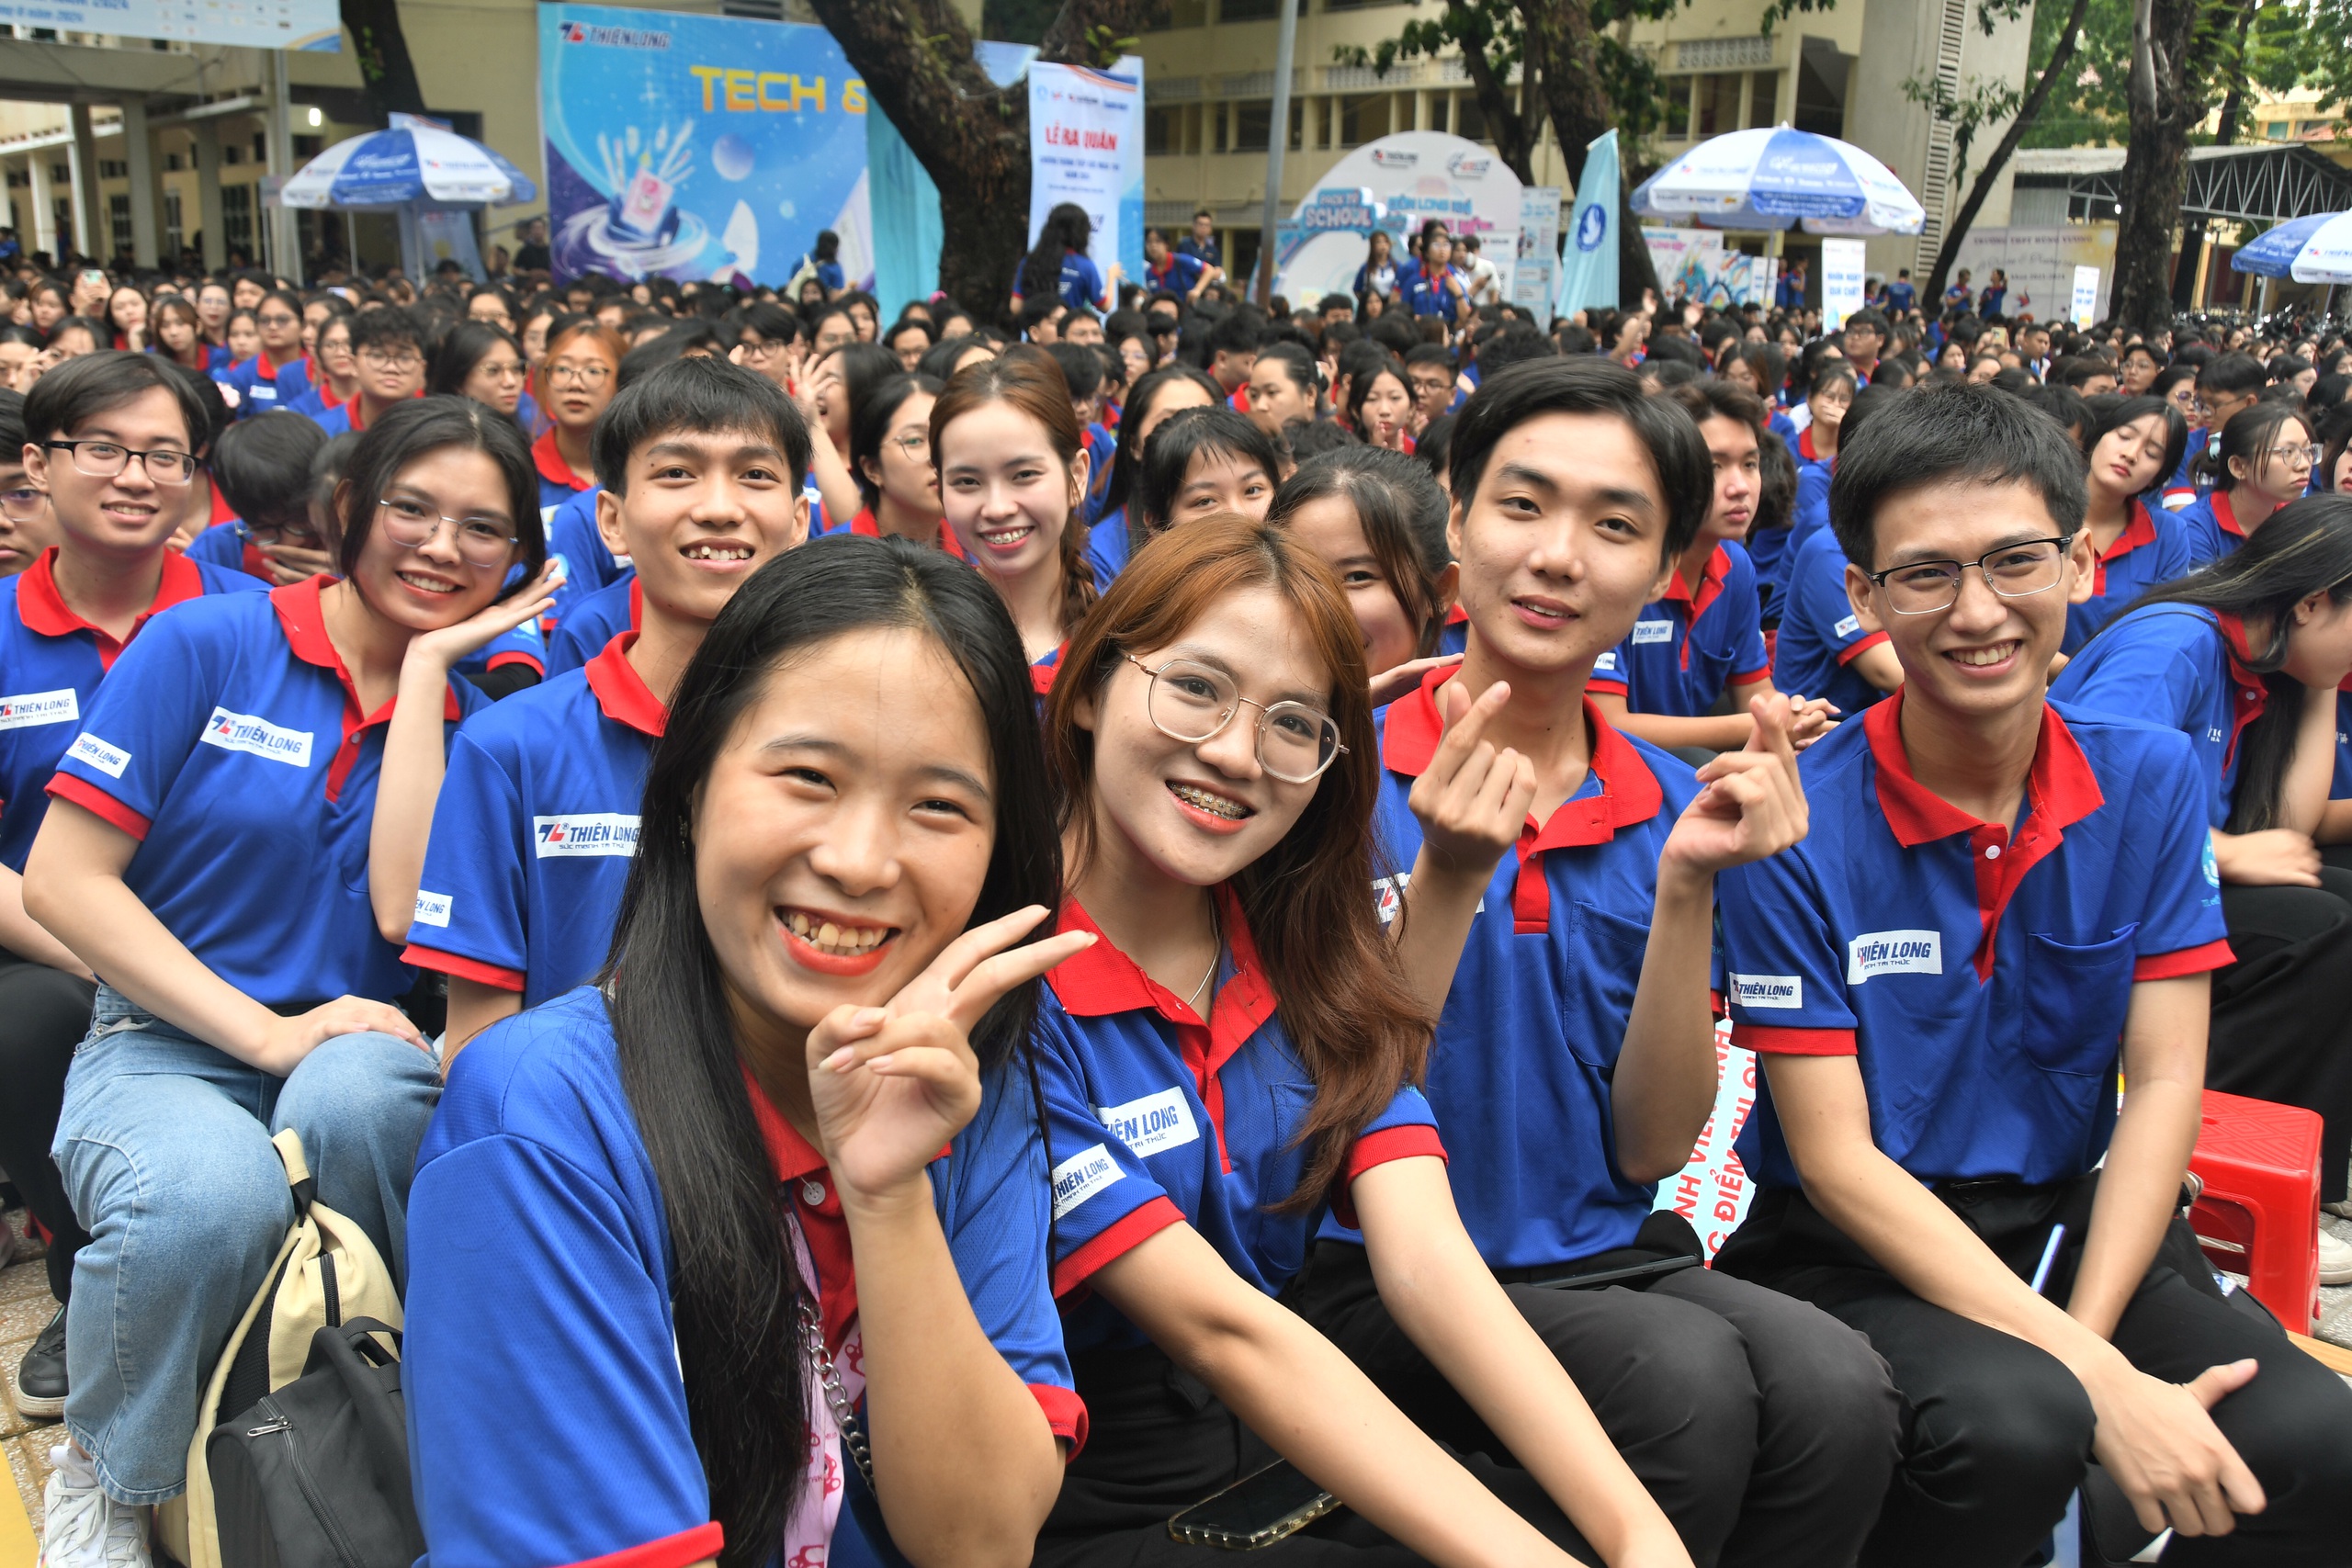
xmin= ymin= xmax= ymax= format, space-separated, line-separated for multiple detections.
xmin=1028 ymin=512 xmax=1691 ymax=1568
xmin=933 ymin=350 xmax=1098 ymax=692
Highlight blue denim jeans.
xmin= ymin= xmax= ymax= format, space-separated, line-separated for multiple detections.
xmin=51 ymin=986 xmax=439 ymax=1505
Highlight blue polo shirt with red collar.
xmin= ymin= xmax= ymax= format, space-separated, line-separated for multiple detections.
xmin=0 ymin=548 xmax=263 ymax=872
xmin=1036 ymin=893 xmax=1445 ymax=1353
xmin=2175 ymin=487 xmax=2253 ymax=566
xmin=1719 ymin=693 xmax=2231 ymax=1190
xmin=401 ymin=633 xmax=662 ymax=1006
xmin=1589 ymin=539 xmax=1770 ymax=716
xmin=542 ymin=485 xmax=622 ymax=626
xmin=2048 ymin=604 xmax=2270 ymax=830
xmin=535 ymin=427 xmax=596 ymax=525
xmin=1357 ymin=669 xmax=1708 ymax=1267
xmin=2066 ymin=499 xmax=2198 ymax=653
xmin=1770 ymin=523 xmax=1891 ymax=718
xmin=544 ymin=574 xmax=639 ymax=679
xmin=405 ymin=986 xmax=1084 ymax=1568
xmin=46 ymin=575 xmax=486 ymax=1008
xmin=217 ymin=352 xmax=314 ymax=419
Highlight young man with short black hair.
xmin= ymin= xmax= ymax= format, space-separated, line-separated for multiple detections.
xmin=311 ymin=306 xmax=425 ymax=435
xmin=1714 ymin=382 xmax=2352 ymax=1567
xmin=1290 ymin=357 xmax=1902 ymax=1568
xmin=401 ymin=355 xmax=811 ymax=1055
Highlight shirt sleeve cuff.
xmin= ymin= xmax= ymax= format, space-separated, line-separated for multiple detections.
xmin=1834 ymin=630 xmax=1891 ymax=666
xmin=1733 ymin=1022 xmax=1859 ymax=1055
xmin=563 ymin=1521 xmax=725 ymax=1568
xmin=2132 ymin=938 xmax=2236 ymax=981
xmin=1029 ymin=1382 xmax=1091 ymax=1459
xmin=1051 ymin=1194 xmax=1185 ymax=1298
xmin=44 ymin=773 xmax=152 ymax=840
xmin=1329 ymin=1125 xmax=1447 ymax=1229
xmin=401 ymin=943 xmax=527 ymax=992
xmin=1732 ymin=664 xmax=1771 ymax=683
xmin=1587 ymin=677 xmax=1629 ymax=696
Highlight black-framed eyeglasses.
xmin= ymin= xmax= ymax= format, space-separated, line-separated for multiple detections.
xmin=376 ymin=494 xmax=518 ymax=566
xmin=1125 ymin=652 xmax=1346 ymax=784
xmin=1864 ymin=536 xmax=2073 ymax=616
xmin=0 ymin=485 xmax=45 ymax=521
xmin=44 ymin=439 xmax=197 ymax=485
xmin=235 ymin=515 xmax=325 ymax=550
xmin=357 ymin=347 xmax=424 ymax=373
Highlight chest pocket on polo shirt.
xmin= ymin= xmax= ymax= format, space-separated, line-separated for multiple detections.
xmin=2018 ymin=924 xmax=2138 ymax=1076
xmin=1256 ymin=1080 xmax=1318 ymax=1282
xmin=1564 ymin=900 xmax=1651 ymax=1069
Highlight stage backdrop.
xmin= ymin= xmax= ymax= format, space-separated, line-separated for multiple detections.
xmin=539 ymin=4 xmax=876 ymax=288
xmin=1028 ymin=59 xmax=1148 ymax=296
xmin=1271 ymin=132 xmax=1526 ymax=310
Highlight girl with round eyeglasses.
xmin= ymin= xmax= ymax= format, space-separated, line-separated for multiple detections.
xmin=2177 ymin=403 xmax=2318 ymax=563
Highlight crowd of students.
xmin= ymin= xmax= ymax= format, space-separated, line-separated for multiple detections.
xmin=0 ymin=230 xmax=2349 ymax=1568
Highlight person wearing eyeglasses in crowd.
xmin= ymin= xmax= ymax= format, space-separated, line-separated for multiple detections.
xmin=0 ymin=389 xmax=56 ymax=579
xmin=310 ymin=306 xmax=427 ymax=438
xmin=427 ymin=321 xmax=531 ymax=428
xmin=729 ymin=301 xmax=806 ymax=396
xmin=2170 ymin=354 xmax=2267 ymax=494
xmin=287 ymin=313 xmax=361 ymax=424
xmin=2176 ymin=404 xmax=2318 ymax=567
xmin=180 ymin=412 xmax=336 ymax=587
xmin=0 ymin=357 xmax=267 ymax=1463
xmin=216 ymin=289 xmax=314 ymax=419
xmin=532 ymin=320 xmax=625 ymax=524
xmin=843 ymin=371 xmax=962 ymax=553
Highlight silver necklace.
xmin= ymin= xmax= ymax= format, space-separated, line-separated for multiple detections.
xmin=1182 ymin=900 xmax=1222 ymax=1014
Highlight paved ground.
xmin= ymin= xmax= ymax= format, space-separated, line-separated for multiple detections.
xmin=0 ymin=1209 xmax=57 ymax=1539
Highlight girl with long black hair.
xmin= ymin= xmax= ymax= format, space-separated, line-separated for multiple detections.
xmin=2064 ymin=394 xmax=2194 ymax=652
xmin=2176 ymin=401 xmax=2318 ymax=564
xmin=406 ymin=536 xmax=1091 ymax=1568
xmin=1033 ymin=513 xmax=1690 ymax=1568
xmin=845 ymin=371 xmax=961 ymax=553
xmin=1013 ymin=203 xmax=1120 ymax=319
xmin=1091 ymin=364 xmax=1221 ymax=583
xmin=2052 ymin=495 xmax=2352 ymax=1282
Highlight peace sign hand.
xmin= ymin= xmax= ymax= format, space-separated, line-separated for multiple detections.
xmin=807 ymin=906 xmax=1095 ymax=1205
xmin=1659 ymin=693 xmax=1811 ymax=879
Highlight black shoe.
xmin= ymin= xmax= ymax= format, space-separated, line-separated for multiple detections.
xmin=12 ymin=1303 xmax=64 ymax=1420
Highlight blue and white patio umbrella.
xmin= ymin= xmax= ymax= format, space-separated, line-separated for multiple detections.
xmin=279 ymin=118 xmax=537 ymax=209
xmin=1632 ymin=126 xmax=1925 ymax=235
xmin=2230 ymin=210 xmax=2352 ymax=284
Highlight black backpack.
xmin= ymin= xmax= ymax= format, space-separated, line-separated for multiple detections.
xmin=203 ymin=1318 xmax=425 ymax=1568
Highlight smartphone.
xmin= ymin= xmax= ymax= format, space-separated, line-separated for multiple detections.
xmin=1167 ymin=1461 xmax=1340 ymax=1551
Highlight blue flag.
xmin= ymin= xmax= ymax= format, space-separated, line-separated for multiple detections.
xmin=1556 ymin=129 xmax=1621 ymax=319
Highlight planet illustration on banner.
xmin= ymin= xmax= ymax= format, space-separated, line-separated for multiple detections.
xmin=713 ymin=134 xmax=755 ymax=182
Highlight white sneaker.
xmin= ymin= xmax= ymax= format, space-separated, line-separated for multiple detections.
xmin=36 ymin=1446 xmax=149 ymax=1568
xmin=2321 ymin=1224 xmax=2352 ymax=1288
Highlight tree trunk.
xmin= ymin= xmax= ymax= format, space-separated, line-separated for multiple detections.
xmin=340 ymin=0 xmax=427 ymax=119
xmin=1456 ymin=30 xmax=1536 ymax=184
xmin=1519 ymin=0 xmax=1658 ymax=304
xmin=2114 ymin=0 xmax=2199 ymax=332
xmin=1923 ymin=0 xmax=2091 ymax=304
xmin=2176 ymin=0 xmax=2257 ymax=308
xmin=802 ymin=0 xmax=1156 ymax=314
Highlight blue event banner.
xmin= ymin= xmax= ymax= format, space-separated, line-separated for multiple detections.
xmin=539 ymin=4 xmax=875 ymax=288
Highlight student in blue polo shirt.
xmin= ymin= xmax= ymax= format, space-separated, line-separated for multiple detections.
xmin=1033 ymin=513 xmax=1689 ymax=1568
xmin=308 ymin=305 xmax=426 ymax=440
xmin=1270 ymin=445 xmax=1464 ymax=705
xmin=184 ymin=412 xmax=332 ymax=584
xmin=213 ymin=289 xmax=312 ymax=419
xmin=2176 ymin=403 xmax=2316 ymax=566
xmin=1770 ymin=390 xmax=1905 ymax=722
xmin=0 ymin=357 xmax=263 ymax=1439
xmin=1088 ymin=366 xmax=1221 ymax=588
xmin=935 ymin=353 xmax=1101 ymax=695
xmin=1591 ymin=382 xmax=1838 ymax=754
xmin=2170 ymin=353 xmax=2267 ymax=493
xmin=404 ymin=355 xmax=812 ymax=1056
xmin=2052 ymin=497 xmax=2352 ymax=1286
xmin=531 ymin=319 xmax=623 ymax=525
xmin=1287 ymin=359 xmax=1900 ymax=1568
xmin=542 ymin=572 xmax=637 ymax=679
xmin=20 ymin=395 xmax=559 ymax=1564
xmin=2064 ymin=394 xmax=2193 ymax=653
xmin=406 ymin=536 xmax=1091 ymax=1568
xmin=1715 ymin=383 xmax=2352 ymax=1568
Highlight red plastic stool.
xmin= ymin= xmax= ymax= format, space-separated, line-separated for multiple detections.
xmin=2188 ymin=1089 xmax=2323 ymax=1331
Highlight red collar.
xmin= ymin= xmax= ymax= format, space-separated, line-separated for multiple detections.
xmin=345 ymin=389 xmax=422 ymax=433
xmin=255 ymin=349 xmax=301 ymax=382
xmin=851 ymin=507 xmax=962 ymax=558
xmin=533 ymin=427 xmax=591 ymax=493
xmin=1382 ymin=667 xmax=1664 ymax=931
xmin=1047 ymin=890 xmax=1278 ymax=1171
xmin=850 ymin=507 xmax=880 ymax=537
xmin=1864 ymin=689 xmax=2106 ymax=979
xmin=318 ymin=377 xmax=351 ymax=412
xmin=2091 ymin=501 xmax=2159 ymax=596
xmin=1662 ymin=543 xmax=1733 ymax=668
xmin=17 ymin=547 xmax=208 ymax=671
xmin=267 ymin=575 xmax=465 ymax=801
xmin=582 ymin=630 xmax=667 ymax=738
xmin=628 ymin=574 xmax=642 ymax=630
xmin=740 ymin=1066 xmax=858 ymax=1352
xmin=1031 ymin=641 xmax=1067 ymax=697
xmin=1798 ymin=425 xmax=1823 ymax=463
xmin=2211 ymin=489 xmax=2247 ymax=539
xmin=2211 ymin=611 xmax=2270 ymax=765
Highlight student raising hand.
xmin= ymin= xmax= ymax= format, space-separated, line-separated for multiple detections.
xmin=1662 ymin=692 xmax=1811 ymax=874
xmin=808 ymin=905 xmax=1093 ymax=1199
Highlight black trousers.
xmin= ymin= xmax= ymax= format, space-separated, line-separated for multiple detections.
xmin=1715 ymin=1178 xmax=2352 ymax=1568
xmin=2211 ymin=867 xmax=2352 ymax=1203
xmin=0 ymin=953 xmax=96 ymax=1302
xmin=1284 ymin=1237 xmax=1899 ymax=1568
xmin=1034 ymin=1341 xmax=1597 ymax=1567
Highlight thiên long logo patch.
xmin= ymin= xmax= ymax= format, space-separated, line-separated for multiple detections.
xmin=532 ymin=814 xmax=641 ymax=858
xmin=1096 ymin=1087 xmax=1200 ymax=1159
xmin=1728 ymin=972 xmax=1804 ymax=1010
xmin=67 ymin=731 xmax=129 ymax=777
xmin=198 ymin=708 xmax=312 ymax=767
xmin=0 ymin=689 xmax=77 ymax=731
xmin=1050 ymin=1142 xmax=1122 ymax=1220
xmin=1847 ymin=929 xmax=1942 ymax=984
